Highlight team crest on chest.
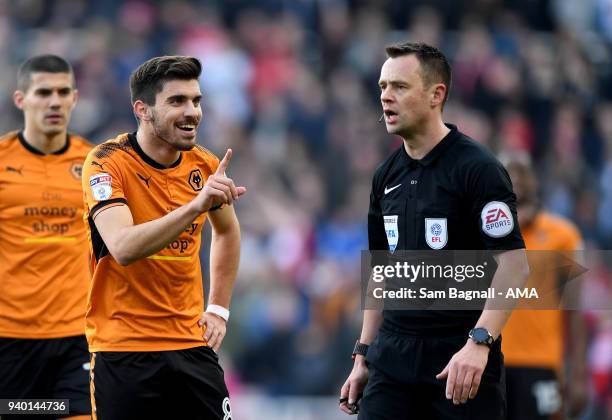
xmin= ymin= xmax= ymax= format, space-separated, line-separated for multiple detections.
xmin=425 ymin=218 xmax=447 ymax=249
xmin=188 ymin=169 xmax=204 ymax=191
xmin=70 ymin=162 xmax=83 ymax=180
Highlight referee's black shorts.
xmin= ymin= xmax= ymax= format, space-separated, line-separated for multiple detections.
xmin=0 ymin=335 xmax=91 ymax=419
xmin=359 ymin=329 xmax=506 ymax=420
xmin=91 ymin=345 xmax=231 ymax=420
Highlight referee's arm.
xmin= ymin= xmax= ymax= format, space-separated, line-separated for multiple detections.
xmin=437 ymin=159 xmax=530 ymax=405
xmin=339 ymin=175 xmax=387 ymax=415
xmin=436 ymin=248 xmax=529 ymax=405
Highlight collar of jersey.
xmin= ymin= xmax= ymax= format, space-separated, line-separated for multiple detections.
xmin=18 ymin=131 xmax=71 ymax=156
xmin=128 ymin=132 xmax=182 ymax=170
xmin=403 ymin=123 xmax=459 ymax=167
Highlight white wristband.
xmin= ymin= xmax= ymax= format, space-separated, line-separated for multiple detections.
xmin=206 ymin=304 xmax=230 ymax=322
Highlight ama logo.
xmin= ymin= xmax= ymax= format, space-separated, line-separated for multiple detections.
xmin=481 ymin=201 xmax=514 ymax=237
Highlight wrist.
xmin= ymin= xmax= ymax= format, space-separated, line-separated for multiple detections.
xmin=468 ymin=327 xmax=495 ymax=349
xmin=353 ymin=354 xmax=368 ymax=366
xmin=206 ymin=304 xmax=229 ymax=322
xmin=185 ymin=199 xmax=204 ymax=217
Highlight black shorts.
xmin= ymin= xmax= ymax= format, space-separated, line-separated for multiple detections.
xmin=359 ymin=329 xmax=506 ymax=420
xmin=91 ymin=346 xmax=231 ymax=420
xmin=506 ymin=367 xmax=560 ymax=420
xmin=0 ymin=335 xmax=91 ymax=419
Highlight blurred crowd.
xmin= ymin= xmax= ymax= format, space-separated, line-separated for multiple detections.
xmin=1 ymin=0 xmax=611 ymax=417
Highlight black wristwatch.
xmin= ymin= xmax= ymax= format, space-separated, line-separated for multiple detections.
xmin=352 ymin=340 xmax=369 ymax=360
xmin=468 ymin=327 xmax=494 ymax=348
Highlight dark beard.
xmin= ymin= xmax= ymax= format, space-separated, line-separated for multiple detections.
xmin=150 ymin=111 xmax=195 ymax=152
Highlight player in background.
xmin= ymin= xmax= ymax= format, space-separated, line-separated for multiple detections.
xmin=83 ymin=56 xmax=244 ymax=420
xmin=0 ymin=55 xmax=92 ymax=419
xmin=502 ymin=154 xmax=588 ymax=420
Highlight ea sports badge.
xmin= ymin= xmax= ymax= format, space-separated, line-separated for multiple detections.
xmin=425 ymin=218 xmax=447 ymax=250
xmin=90 ymin=173 xmax=112 ymax=201
xmin=481 ymin=201 xmax=514 ymax=237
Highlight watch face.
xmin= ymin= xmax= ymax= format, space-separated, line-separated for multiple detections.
xmin=472 ymin=328 xmax=489 ymax=342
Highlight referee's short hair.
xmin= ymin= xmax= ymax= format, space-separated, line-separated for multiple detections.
xmin=385 ymin=42 xmax=452 ymax=106
xmin=130 ymin=56 xmax=202 ymax=106
xmin=17 ymin=55 xmax=74 ymax=92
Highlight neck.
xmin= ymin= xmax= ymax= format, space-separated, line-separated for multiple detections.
xmin=402 ymin=118 xmax=450 ymax=160
xmin=136 ymin=125 xmax=181 ymax=167
xmin=22 ymin=126 xmax=67 ymax=154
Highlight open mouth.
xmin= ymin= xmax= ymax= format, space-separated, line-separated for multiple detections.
xmin=384 ymin=110 xmax=398 ymax=122
xmin=176 ymin=123 xmax=197 ymax=133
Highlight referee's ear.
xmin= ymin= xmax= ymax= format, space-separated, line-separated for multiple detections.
xmin=430 ymin=83 xmax=447 ymax=109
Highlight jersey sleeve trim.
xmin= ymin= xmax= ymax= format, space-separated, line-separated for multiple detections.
xmin=91 ymin=198 xmax=128 ymax=218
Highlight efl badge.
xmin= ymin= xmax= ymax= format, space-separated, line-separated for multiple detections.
xmin=90 ymin=173 xmax=112 ymax=201
xmin=481 ymin=201 xmax=513 ymax=237
xmin=384 ymin=215 xmax=399 ymax=252
xmin=425 ymin=218 xmax=447 ymax=249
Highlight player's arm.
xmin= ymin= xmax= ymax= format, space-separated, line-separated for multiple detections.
xmin=563 ymin=245 xmax=589 ymax=416
xmin=92 ymin=201 xmax=202 ymax=266
xmin=93 ymin=149 xmax=245 ymax=266
xmin=197 ymin=204 xmax=241 ymax=352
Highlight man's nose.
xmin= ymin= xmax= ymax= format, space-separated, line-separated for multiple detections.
xmin=183 ymin=101 xmax=199 ymax=118
xmin=49 ymin=92 xmax=62 ymax=108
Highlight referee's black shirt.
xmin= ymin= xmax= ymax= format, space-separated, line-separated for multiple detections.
xmin=368 ymin=124 xmax=525 ymax=335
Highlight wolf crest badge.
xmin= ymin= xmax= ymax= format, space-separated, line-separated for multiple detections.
xmin=425 ymin=218 xmax=447 ymax=250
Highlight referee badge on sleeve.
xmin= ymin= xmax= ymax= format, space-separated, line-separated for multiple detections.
xmin=481 ymin=201 xmax=514 ymax=237
xmin=425 ymin=218 xmax=447 ymax=250
xmin=384 ymin=215 xmax=399 ymax=252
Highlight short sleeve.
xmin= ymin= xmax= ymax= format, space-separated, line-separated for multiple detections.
xmin=82 ymin=151 xmax=127 ymax=218
xmin=466 ymin=161 xmax=525 ymax=250
xmin=368 ymin=173 xmax=388 ymax=251
xmin=561 ymin=220 xmax=583 ymax=252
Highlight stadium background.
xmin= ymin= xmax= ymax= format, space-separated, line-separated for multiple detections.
xmin=1 ymin=0 xmax=611 ymax=418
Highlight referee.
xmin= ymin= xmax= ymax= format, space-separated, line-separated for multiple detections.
xmin=339 ymin=42 xmax=529 ymax=419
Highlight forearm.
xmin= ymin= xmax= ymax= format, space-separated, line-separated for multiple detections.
xmin=359 ymin=309 xmax=383 ymax=344
xmin=477 ymin=249 xmax=530 ymax=338
xmin=207 ymin=222 xmax=241 ymax=308
xmin=567 ymin=310 xmax=588 ymax=375
xmin=103 ymin=201 xmax=201 ymax=265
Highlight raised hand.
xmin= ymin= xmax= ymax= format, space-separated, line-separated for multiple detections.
xmin=194 ymin=149 xmax=247 ymax=212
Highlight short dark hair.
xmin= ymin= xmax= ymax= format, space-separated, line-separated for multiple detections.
xmin=17 ymin=55 xmax=74 ymax=92
xmin=385 ymin=42 xmax=452 ymax=106
xmin=129 ymin=56 xmax=202 ymax=105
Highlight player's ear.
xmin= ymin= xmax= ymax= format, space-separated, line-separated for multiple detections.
xmin=430 ymin=83 xmax=446 ymax=108
xmin=13 ymin=90 xmax=24 ymax=110
xmin=133 ymin=100 xmax=152 ymax=122
xmin=71 ymin=88 xmax=79 ymax=107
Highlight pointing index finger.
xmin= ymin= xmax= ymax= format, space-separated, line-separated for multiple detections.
xmin=216 ymin=149 xmax=232 ymax=175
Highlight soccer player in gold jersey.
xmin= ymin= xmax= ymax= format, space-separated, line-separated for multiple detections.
xmin=83 ymin=56 xmax=244 ymax=420
xmin=0 ymin=55 xmax=92 ymax=419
